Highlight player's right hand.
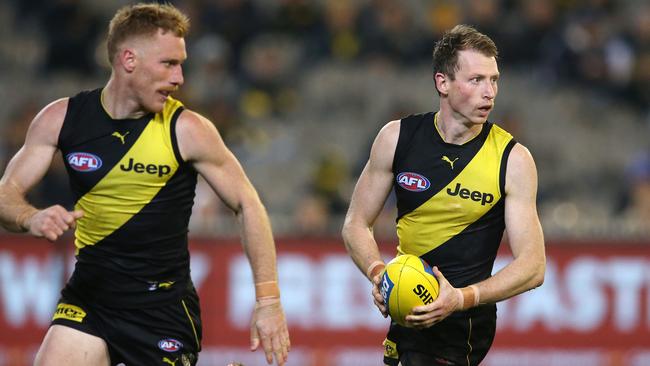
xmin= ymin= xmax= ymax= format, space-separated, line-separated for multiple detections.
xmin=250 ymin=297 xmax=290 ymax=366
xmin=372 ymin=274 xmax=388 ymax=317
xmin=25 ymin=205 xmax=83 ymax=242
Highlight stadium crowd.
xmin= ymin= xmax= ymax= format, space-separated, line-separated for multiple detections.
xmin=0 ymin=0 xmax=648 ymax=239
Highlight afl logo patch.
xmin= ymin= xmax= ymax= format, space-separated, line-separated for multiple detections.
xmin=66 ymin=152 xmax=102 ymax=172
xmin=158 ymin=338 xmax=183 ymax=352
xmin=397 ymin=172 xmax=430 ymax=192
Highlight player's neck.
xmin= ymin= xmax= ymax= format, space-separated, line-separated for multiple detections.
xmin=435 ymin=108 xmax=483 ymax=145
xmin=102 ymin=79 xmax=148 ymax=120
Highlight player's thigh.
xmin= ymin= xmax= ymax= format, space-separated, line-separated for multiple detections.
xmin=34 ymin=324 xmax=110 ymax=366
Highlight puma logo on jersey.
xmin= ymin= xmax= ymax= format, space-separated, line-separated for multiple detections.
xmin=441 ymin=155 xmax=459 ymax=169
xmin=447 ymin=182 xmax=494 ymax=205
xmin=120 ymin=158 xmax=171 ymax=177
xmin=162 ymin=357 xmax=178 ymax=366
xmin=112 ymin=131 xmax=130 ymax=144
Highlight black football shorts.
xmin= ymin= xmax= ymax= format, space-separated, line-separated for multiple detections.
xmin=383 ymin=305 xmax=496 ymax=366
xmin=50 ymin=286 xmax=202 ymax=366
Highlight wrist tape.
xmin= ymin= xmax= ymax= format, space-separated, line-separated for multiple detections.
xmin=366 ymin=260 xmax=386 ymax=280
xmin=255 ymin=281 xmax=280 ymax=299
xmin=459 ymin=285 xmax=480 ymax=310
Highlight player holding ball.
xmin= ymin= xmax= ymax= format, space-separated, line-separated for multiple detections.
xmin=342 ymin=25 xmax=545 ymax=366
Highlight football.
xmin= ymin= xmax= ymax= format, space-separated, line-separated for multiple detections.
xmin=380 ymin=254 xmax=440 ymax=327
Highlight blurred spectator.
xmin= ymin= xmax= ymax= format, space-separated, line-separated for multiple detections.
xmin=424 ymin=2 xmax=462 ymax=39
xmin=186 ymin=34 xmax=239 ymax=103
xmin=359 ymin=0 xmax=430 ymax=63
xmin=239 ymin=33 xmax=302 ymax=119
xmin=40 ymin=0 xmax=101 ymax=76
xmin=504 ymin=0 xmax=560 ymax=67
xmin=292 ymin=148 xmax=351 ymax=236
xmin=621 ymin=152 xmax=650 ymax=226
xmin=310 ymin=0 xmax=363 ymax=62
xmin=271 ymin=0 xmax=322 ymax=36
xmin=310 ymin=148 xmax=350 ymax=216
xmin=630 ymin=50 xmax=650 ymax=114
xmin=196 ymin=0 xmax=264 ymax=74
xmin=293 ymin=194 xmax=330 ymax=236
xmin=462 ymin=0 xmax=504 ymax=49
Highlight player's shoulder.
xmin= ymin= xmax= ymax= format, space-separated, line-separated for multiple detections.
xmin=506 ymin=142 xmax=537 ymax=180
xmin=39 ymin=98 xmax=70 ymax=119
xmin=176 ymin=108 xmax=213 ymax=132
xmin=374 ymin=119 xmax=401 ymax=147
xmin=23 ymin=98 xmax=70 ymax=145
xmin=31 ymin=98 xmax=70 ymax=131
xmin=509 ymin=142 xmax=534 ymax=164
xmin=373 ymin=112 xmax=434 ymax=154
xmin=379 ymin=119 xmax=401 ymax=136
xmin=175 ymin=108 xmax=224 ymax=160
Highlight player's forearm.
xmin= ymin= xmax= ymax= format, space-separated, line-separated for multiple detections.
xmin=474 ymin=253 xmax=545 ymax=305
xmin=237 ymin=198 xmax=279 ymax=288
xmin=342 ymin=220 xmax=383 ymax=280
xmin=0 ymin=182 xmax=38 ymax=232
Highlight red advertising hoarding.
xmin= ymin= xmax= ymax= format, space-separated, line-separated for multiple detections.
xmin=0 ymin=236 xmax=649 ymax=365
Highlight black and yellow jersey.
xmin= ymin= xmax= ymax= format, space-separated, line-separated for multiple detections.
xmin=393 ymin=111 xmax=515 ymax=288
xmin=58 ymin=88 xmax=197 ymax=307
xmin=387 ymin=111 xmax=515 ymax=364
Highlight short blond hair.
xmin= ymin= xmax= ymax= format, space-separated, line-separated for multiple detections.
xmin=107 ymin=3 xmax=190 ymax=63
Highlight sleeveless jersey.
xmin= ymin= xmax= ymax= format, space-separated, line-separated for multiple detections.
xmin=389 ymin=112 xmax=515 ymax=363
xmin=393 ymin=112 xmax=515 ymax=287
xmin=58 ymin=88 xmax=197 ymax=307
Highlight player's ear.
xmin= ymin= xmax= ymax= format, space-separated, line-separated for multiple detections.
xmin=434 ymin=72 xmax=448 ymax=96
xmin=118 ymin=47 xmax=137 ymax=73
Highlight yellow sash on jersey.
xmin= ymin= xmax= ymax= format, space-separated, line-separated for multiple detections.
xmin=74 ymin=98 xmax=183 ymax=252
xmin=397 ymin=125 xmax=512 ymax=256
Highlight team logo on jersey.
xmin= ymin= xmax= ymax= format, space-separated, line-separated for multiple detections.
xmin=397 ymin=172 xmax=430 ymax=192
xmin=66 ymin=152 xmax=102 ymax=172
xmin=383 ymin=338 xmax=398 ymax=360
xmin=158 ymin=338 xmax=183 ymax=352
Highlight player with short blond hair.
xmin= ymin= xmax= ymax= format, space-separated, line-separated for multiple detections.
xmin=0 ymin=3 xmax=289 ymax=366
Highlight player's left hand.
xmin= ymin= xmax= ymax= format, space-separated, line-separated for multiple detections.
xmin=404 ymin=266 xmax=462 ymax=329
xmin=250 ymin=297 xmax=290 ymax=366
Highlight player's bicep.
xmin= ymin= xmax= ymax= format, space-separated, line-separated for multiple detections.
xmin=194 ymin=148 xmax=256 ymax=212
xmin=1 ymin=145 xmax=57 ymax=193
xmin=504 ymin=144 xmax=544 ymax=260
xmin=177 ymin=110 xmax=257 ymax=211
xmin=346 ymin=162 xmax=394 ymax=227
xmin=0 ymin=99 xmax=66 ymax=193
xmin=345 ymin=121 xmax=400 ymax=227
